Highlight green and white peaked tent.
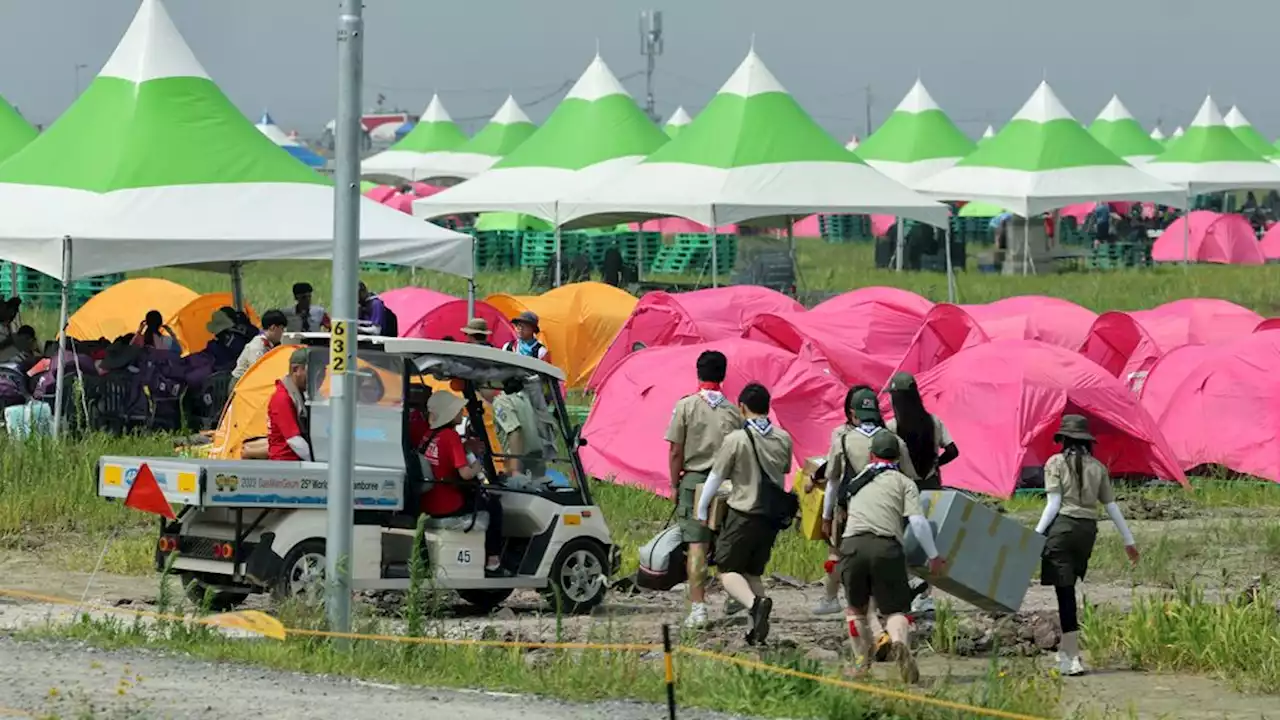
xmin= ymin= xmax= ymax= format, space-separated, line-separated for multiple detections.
xmin=1144 ymin=96 xmax=1280 ymax=194
xmin=414 ymin=54 xmax=668 ymax=224
xmin=664 ymin=106 xmax=691 ymax=138
xmin=915 ymin=81 xmax=1182 ymax=216
xmin=1170 ymin=126 xmax=1185 ymax=145
xmin=1150 ymin=127 xmax=1166 ymax=143
xmin=0 ymin=95 xmax=37 ymax=165
xmin=361 ymin=94 xmax=470 ymax=182
xmin=559 ymin=50 xmax=948 ymax=230
xmin=371 ymin=95 xmax=536 ymax=183
xmin=0 ymin=0 xmax=474 ymax=281
xmin=1088 ymin=95 xmax=1164 ymax=164
xmin=854 ymin=79 xmax=976 ymax=188
xmin=1224 ymin=106 xmax=1276 ymax=159
xmin=979 ymin=125 xmax=996 ymax=145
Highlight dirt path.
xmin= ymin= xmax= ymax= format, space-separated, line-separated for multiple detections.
xmin=0 ymin=638 xmax=745 ymax=720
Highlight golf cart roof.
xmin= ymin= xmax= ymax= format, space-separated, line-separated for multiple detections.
xmin=285 ymin=332 xmax=565 ymax=382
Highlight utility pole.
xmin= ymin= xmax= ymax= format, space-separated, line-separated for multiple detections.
xmin=864 ymin=84 xmax=873 ymax=138
xmin=639 ymin=10 xmax=664 ymax=124
xmin=327 ymin=0 xmax=363 ymax=638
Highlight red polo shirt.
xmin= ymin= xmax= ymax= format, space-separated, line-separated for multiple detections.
xmin=267 ymin=380 xmax=304 ymax=461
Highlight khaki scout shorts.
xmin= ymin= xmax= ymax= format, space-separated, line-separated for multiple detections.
xmin=715 ymin=508 xmax=778 ymax=576
xmin=839 ymin=533 xmax=912 ymax=615
xmin=677 ymin=471 xmax=713 ymax=544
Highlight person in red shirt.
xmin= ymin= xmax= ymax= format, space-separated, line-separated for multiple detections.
xmin=421 ymin=391 xmax=509 ymax=576
xmin=267 ymin=349 xmax=311 ymax=461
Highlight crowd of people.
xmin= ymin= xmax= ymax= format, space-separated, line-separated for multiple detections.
xmin=663 ymin=350 xmax=1143 ymax=683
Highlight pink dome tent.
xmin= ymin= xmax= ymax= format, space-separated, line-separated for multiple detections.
xmin=628 ymin=217 xmax=737 ymax=234
xmin=1258 ymin=223 xmax=1280 ymax=261
xmin=791 ymin=215 xmax=822 ymax=237
xmin=812 ymin=287 xmax=934 ymax=317
xmin=379 ymin=287 xmax=516 ymax=345
xmin=1141 ymin=331 xmax=1280 ymax=482
xmin=1152 ymin=211 xmax=1264 ymax=265
xmin=905 ymin=340 xmax=1186 ymax=497
xmin=891 ymin=296 xmax=1096 ymax=377
xmin=743 ymin=291 xmax=933 ymax=387
xmin=588 ymin=287 xmax=803 ymax=391
xmin=1080 ymin=299 xmax=1264 ymax=384
xmin=581 ymin=340 xmax=845 ymax=496
xmin=1257 ymin=318 xmax=1280 ymax=333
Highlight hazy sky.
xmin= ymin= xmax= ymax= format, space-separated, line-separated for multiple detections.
xmin=2 ymin=1 xmax=1275 ymax=141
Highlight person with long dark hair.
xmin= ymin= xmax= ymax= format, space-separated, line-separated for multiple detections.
xmin=1034 ymin=415 xmax=1140 ymax=676
xmin=130 ymin=309 xmax=179 ymax=354
xmin=886 ymin=372 xmax=958 ymax=492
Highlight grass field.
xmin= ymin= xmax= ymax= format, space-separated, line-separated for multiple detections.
xmin=10 ymin=240 xmax=1280 ymax=717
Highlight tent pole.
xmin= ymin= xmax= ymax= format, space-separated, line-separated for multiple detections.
xmin=229 ymin=261 xmax=245 ymax=311
xmin=710 ymin=209 xmax=718 ymax=289
xmin=1021 ymin=217 xmax=1030 ymax=276
xmin=52 ymin=237 xmax=71 ymax=437
xmin=944 ymin=223 xmax=956 ymax=303
xmin=467 ymin=278 xmax=476 ymax=320
xmin=1182 ymin=191 xmax=1191 ymax=265
xmin=553 ymin=224 xmax=562 ymax=288
xmin=895 ymin=218 xmax=905 ymax=272
xmin=637 ymin=220 xmax=644 ymax=283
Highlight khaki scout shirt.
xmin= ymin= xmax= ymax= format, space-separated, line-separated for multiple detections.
xmin=664 ymin=393 xmax=742 ymax=473
xmin=492 ymin=391 xmax=542 ymax=461
xmin=710 ymin=425 xmax=794 ymax=515
xmin=842 ymin=467 xmax=923 ymax=542
xmin=824 ymin=424 xmax=917 ymax=484
xmin=1045 ymin=451 xmax=1115 ymax=520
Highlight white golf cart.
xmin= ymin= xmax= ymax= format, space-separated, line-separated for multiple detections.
xmin=96 ymin=334 xmax=618 ymax=613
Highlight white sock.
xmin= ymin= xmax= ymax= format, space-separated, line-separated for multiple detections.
xmin=846 ymin=611 xmax=872 ymax=659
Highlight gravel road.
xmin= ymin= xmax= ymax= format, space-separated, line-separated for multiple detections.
xmin=0 ymin=637 xmax=745 ymax=720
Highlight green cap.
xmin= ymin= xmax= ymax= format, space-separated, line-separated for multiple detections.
xmin=1053 ymin=414 xmax=1094 ymax=442
xmin=851 ymin=388 xmax=881 ymax=422
xmin=888 ymin=371 xmax=918 ymax=392
xmin=289 ymin=348 xmax=309 ymax=367
xmin=870 ymin=431 xmax=900 ymax=461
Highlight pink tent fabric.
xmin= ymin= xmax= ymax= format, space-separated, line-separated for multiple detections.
xmin=811 ymin=287 xmax=934 ymax=317
xmin=627 ymin=217 xmax=737 ymax=234
xmin=379 ymin=287 xmax=516 ymax=346
xmin=906 ymin=340 xmax=1186 ymax=497
xmin=1141 ymin=331 xmax=1280 ymax=481
xmin=1081 ymin=299 xmax=1263 ymax=384
xmin=744 ymin=295 xmax=933 ymax=387
xmin=581 ymin=340 xmax=845 ymax=496
xmin=364 ymin=185 xmax=397 ymax=203
xmin=1257 ymin=318 xmax=1280 ymax=333
xmin=588 ymin=287 xmax=804 ymax=390
xmin=1152 ymin=211 xmax=1264 ymax=265
xmin=893 ymin=304 xmax=991 ymax=377
xmin=870 ymin=215 xmax=897 ymax=238
xmin=1258 ymin=223 xmax=1280 ymax=261
xmin=1058 ymin=202 xmax=1153 ymax=224
xmin=791 ymin=215 xmax=822 ymax=237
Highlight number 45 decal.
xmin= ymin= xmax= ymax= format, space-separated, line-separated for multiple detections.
xmin=456 ymin=550 xmax=472 ymax=565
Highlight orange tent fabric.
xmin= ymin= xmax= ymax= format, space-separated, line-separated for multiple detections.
xmin=169 ymin=293 xmax=260 ymax=356
xmin=486 ymin=282 xmax=637 ymax=389
xmin=208 ymin=344 xmax=299 ymax=460
xmin=67 ymin=278 xmax=197 ymax=343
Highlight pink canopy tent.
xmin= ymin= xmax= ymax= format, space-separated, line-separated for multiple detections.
xmin=811 ymin=287 xmax=934 ymax=317
xmin=1080 ymin=299 xmax=1264 ymax=384
xmin=1141 ymin=331 xmax=1280 ymax=482
xmin=1058 ymin=201 xmax=1153 ymax=224
xmin=581 ymin=340 xmax=845 ymax=496
xmin=791 ymin=215 xmax=822 ymax=237
xmin=588 ymin=286 xmax=804 ymax=390
xmin=1152 ymin=211 xmax=1264 ymax=265
xmin=1258 ymin=223 xmax=1280 ymax=261
xmin=743 ymin=295 xmax=933 ymax=387
xmin=379 ymin=287 xmax=516 ymax=345
xmin=627 ymin=217 xmax=737 ymax=234
xmin=904 ymin=340 xmax=1187 ymax=497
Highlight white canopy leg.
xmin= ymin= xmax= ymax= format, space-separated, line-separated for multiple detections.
xmin=51 ymin=237 xmax=72 ymax=437
xmin=944 ymin=224 xmax=956 ymax=303
xmin=895 ymin=218 xmax=905 ymax=272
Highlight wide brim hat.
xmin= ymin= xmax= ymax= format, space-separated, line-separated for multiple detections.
xmin=461 ymin=318 xmax=492 ymax=336
xmin=511 ymin=311 xmax=540 ymax=332
xmin=427 ymin=391 xmax=466 ymax=429
xmin=1053 ymin=414 xmax=1095 ymax=442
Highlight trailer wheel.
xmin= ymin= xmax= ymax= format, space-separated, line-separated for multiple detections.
xmin=543 ymin=539 xmax=608 ymax=615
xmin=273 ymin=540 xmax=326 ymax=603
xmin=180 ymin=573 xmax=250 ymax=612
xmin=458 ymin=589 xmax=514 ymax=613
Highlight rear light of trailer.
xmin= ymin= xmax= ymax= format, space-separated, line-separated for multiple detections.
xmin=158 ymin=536 xmax=179 ymax=553
xmin=212 ymin=542 xmax=234 ymax=559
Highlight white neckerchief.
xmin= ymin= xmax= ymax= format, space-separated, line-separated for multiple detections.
xmin=698 ymin=388 xmax=725 ymax=409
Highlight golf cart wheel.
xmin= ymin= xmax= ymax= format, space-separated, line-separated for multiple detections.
xmin=180 ymin=572 xmax=250 ymax=611
xmin=458 ymin=589 xmax=514 ymax=613
xmin=543 ymin=539 xmax=608 ymax=615
xmin=273 ymin=539 xmax=326 ymax=603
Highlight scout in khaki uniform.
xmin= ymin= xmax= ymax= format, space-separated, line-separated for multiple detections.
xmin=695 ymin=383 xmax=793 ymax=645
xmin=486 ymin=377 xmax=546 ymax=478
xmin=823 ymin=432 xmax=945 ymax=683
xmin=665 ymin=350 xmax=741 ymax=629
xmin=1034 ymin=415 xmax=1140 ymax=677
xmin=812 ymin=387 xmax=916 ymax=619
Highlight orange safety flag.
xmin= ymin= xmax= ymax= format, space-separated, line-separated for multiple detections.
xmin=124 ymin=463 xmax=176 ymax=520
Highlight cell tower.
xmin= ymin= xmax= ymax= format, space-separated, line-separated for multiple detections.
xmin=639 ymin=10 xmax=664 ymax=124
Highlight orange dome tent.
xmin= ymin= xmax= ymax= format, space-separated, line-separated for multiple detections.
xmin=208 ymin=344 xmax=299 ymax=459
xmin=67 ymin=278 xmax=197 ymax=343
xmin=169 ymin=292 xmax=260 ymax=356
xmin=486 ymin=282 xmax=637 ymax=389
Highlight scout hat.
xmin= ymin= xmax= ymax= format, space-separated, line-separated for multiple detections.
xmin=511 ymin=310 xmax=540 ymax=332
xmin=869 ymin=430 xmax=901 ymax=461
xmin=1053 ymin=414 xmax=1094 ymax=443
xmin=887 ymin=371 xmax=917 ymax=392
xmin=850 ymin=387 xmax=881 ymax=422
xmin=461 ymin=318 xmax=492 ymax=337
xmin=289 ymin=348 xmax=309 ymax=367
xmin=427 ymin=391 xmax=466 ymax=429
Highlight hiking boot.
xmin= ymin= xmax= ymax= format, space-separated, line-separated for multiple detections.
xmin=873 ymin=632 xmax=893 ymax=662
xmin=811 ymin=596 xmax=842 ymax=616
xmin=746 ymin=596 xmax=773 ymax=646
xmin=684 ymin=603 xmax=710 ymax=630
xmin=843 ymin=656 xmax=873 ymax=680
xmin=891 ymin=642 xmax=920 ymax=684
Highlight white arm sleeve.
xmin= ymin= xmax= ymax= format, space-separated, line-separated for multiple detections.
xmin=1104 ymin=502 xmax=1136 ymax=546
xmin=822 ymin=478 xmax=839 ymax=520
xmin=695 ymin=471 xmax=724 ymax=521
xmin=1035 ymin=493 xmax=1062 ymax=534
xmin=907 ymin=515 xmax=939 ymax=559
xmin=286 ymin=436 xmax=311 ymax=461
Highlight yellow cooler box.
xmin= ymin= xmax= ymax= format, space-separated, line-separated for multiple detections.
xmin=903 ymin=490 xmax=1044 ymax=615
xmin=796 ymin=457 xmax=827 ymax=541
